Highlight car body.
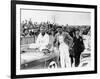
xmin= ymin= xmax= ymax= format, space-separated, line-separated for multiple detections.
xmin=21 ymin=48 xmax=60 ymax=69
xmin=79 ymin=49 xmax=91 ymax=67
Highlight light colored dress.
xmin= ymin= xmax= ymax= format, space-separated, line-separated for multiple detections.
xmin=58 ymin=35 xmax=71 ymax=68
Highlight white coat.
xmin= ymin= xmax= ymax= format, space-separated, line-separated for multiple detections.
xmin=36 ymin=33 xmax=49 ymax=50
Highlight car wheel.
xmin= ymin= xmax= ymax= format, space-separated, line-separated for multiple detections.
xmin=48 ymin=61 xmax=58 ymax=68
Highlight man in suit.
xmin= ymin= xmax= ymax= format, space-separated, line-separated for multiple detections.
xmin=73 ymin=29 xmax=85 ymax=67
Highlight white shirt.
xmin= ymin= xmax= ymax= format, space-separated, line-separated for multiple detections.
xmin=36 ymin=33 xmax=49 ymax=50
xmin=29 ymin=33 xmax=49 ymax=51
xmin=58 ymin=35 xmax=64 ymax=44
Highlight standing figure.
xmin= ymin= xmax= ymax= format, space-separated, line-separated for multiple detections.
xmin=29 ymin=26 xmax=50 ymax=51
xmin=55 ymin=28 xmax=71 ymax=68
xmin=73 ymin=29 xmax=85 ymax=67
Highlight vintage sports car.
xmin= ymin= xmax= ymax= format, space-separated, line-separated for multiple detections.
xmin=21 ymin=46 xmax=60 ymax=69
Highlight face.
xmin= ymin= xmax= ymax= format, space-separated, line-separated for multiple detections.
xmin=40 ymin=29 xmax=45 ymax=35
xmin=75 ymin=30 xmax=80 ymax=36
xmin=58 ymin=29 xmax=62 ymax=34
xmin=79 ymin=30 xmax=83 ymax=36
xmin=25 ymin=20 xmax=27 ymax=24
xmin=51 ymin=31 xmax=54 ymax=35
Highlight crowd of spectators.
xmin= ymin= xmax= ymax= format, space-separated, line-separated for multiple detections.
xmin=20 ymin=19 xmax=91 ymax=41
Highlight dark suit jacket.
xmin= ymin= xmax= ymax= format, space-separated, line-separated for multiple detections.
xmin=73 ymin=36 xmax=85 ymax=56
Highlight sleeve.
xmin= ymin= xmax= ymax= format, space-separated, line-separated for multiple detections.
xmin=43 ymin=34 xmax=49 ymax=46
xmin=36 ymin=34 xmax=41 ymax=45
xmin=64 ymin=32 xmax=73 ymax=47
xmin=54 ymin=33 xmax=59 ymax=47
xmin=35 ymin=34 xmax=41 ymax=48
xmin=79 ymin=36 xmax=85 ymax=52
xmin=68 ymin=34 xmax=73 ymax=48
xmin=39 ymin=34 xmax=49 ymax=50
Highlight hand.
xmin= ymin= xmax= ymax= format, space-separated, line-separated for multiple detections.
xmin=42 ymin=49 xmax=50 ymax=55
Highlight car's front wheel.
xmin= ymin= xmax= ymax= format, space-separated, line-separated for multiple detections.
xmin=48 ymin=61 xmax=58 ymax=68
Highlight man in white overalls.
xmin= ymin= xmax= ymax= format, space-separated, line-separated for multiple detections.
xmin=55 ymin=28 xmax=72 ymax=68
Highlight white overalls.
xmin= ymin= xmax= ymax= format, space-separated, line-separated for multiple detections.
xmin=58 ymin=35 xmax=71 ymax=68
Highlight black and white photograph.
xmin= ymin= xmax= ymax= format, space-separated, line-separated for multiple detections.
xmin=11 ymin=1 xmax=97 ymax=78
xmin=20 ymin=9 xmax=91 ymax=69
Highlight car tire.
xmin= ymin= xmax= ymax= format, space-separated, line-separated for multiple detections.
xmin=48 ymin=61 xmax=58 ymax=68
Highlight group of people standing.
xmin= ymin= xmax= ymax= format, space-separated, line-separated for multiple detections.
xmin=28 ymin=25 xmax=85 ymax=68
xmin=21 ymin=19 xmax=87 ymax=68
xmin=54 ymin=28 xmax=85 ymax=68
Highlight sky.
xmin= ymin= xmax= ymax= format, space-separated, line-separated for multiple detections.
xmin=21 ymin=9 xmax=91 ymax=25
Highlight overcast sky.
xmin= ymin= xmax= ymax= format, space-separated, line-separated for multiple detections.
xmin=21 ymin=9 xmax=91 ymax=25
